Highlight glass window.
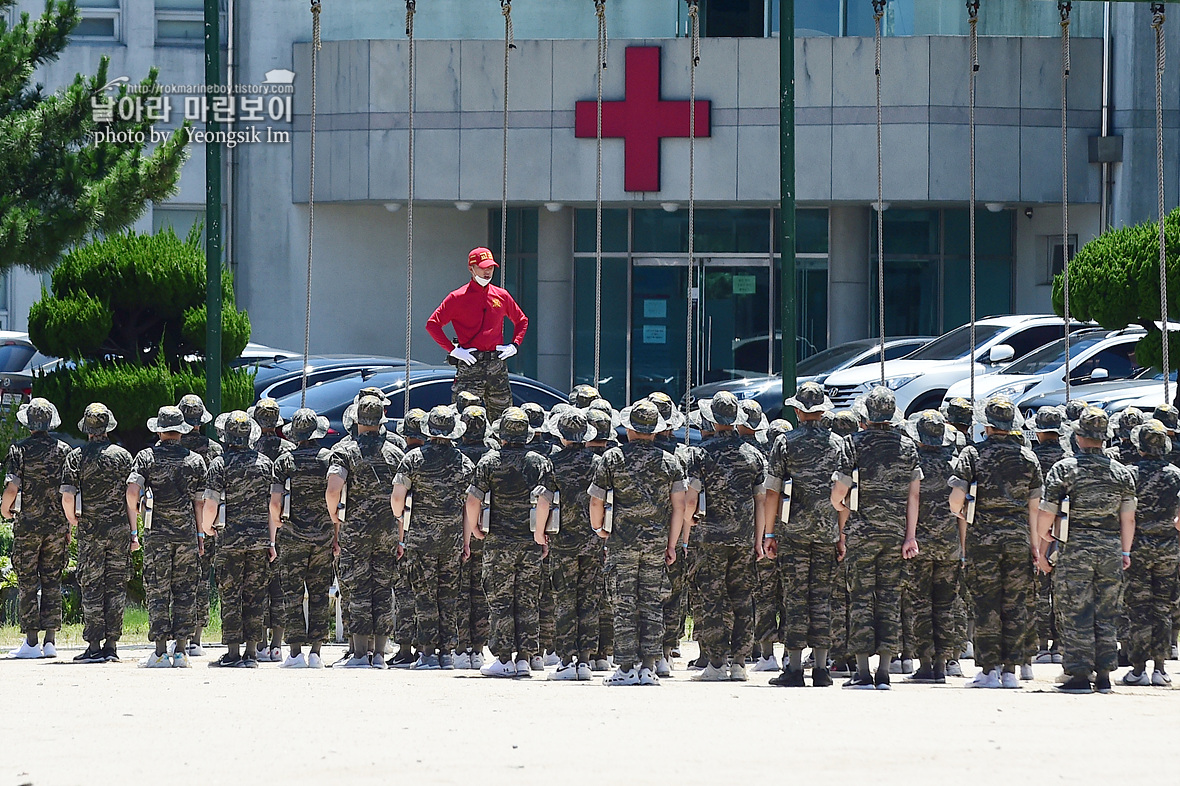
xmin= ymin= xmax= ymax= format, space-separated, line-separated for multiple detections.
xmin=998 ymin=325 xmax=1067 ymax=361
xmin=155 ymin=0 xmax=226 ymax=45
xmin=1069 ymin=344 xmax=1140 ymax=382
xmin=775 ymin=208 xmax=828 ymax=254
xmin=944 ymin=210 xmax=1013 ymax=258
xmin=793 ymin=0 xmax=840 ymax=36
xmin=702 ymin=0 xmax=765 ymax=38
xmin=634 ymin=208 xmax=770 ymax=254
xmin=633 ymin=209 xmax=686 ymax=254
xmin=575 ymin=257 xmax=628 ymax=405
xmin=1005 ymin=333 xmax=1107 ymax=376
xmin=76 ymin=0 xmax=120 ymax=40
xmin=942 ymin=255 xmax=1011 ymax=333
xmin=574 ymin=208 xmax=628 ymax=254
xmin=798 ymin=342 xmax=872 ymax=376
xmin=877 ymin=209 xmax=939 ymax=256
xmin=905 ymin=323 xmax=1005 ymax=361
xmin=489 ymin=208 xmax=539 ymax=379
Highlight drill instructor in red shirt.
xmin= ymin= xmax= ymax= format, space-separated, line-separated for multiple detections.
xmin=426 ymin=247 xmax=529 ymax=421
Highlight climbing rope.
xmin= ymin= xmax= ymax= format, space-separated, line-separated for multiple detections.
xmin=1153 ymin=3 xmax=1169 ymax=403
xmin=594 ymin=0 xmax=607 ymax=389
xmin=684 ymin=0 xmax=699 ymax=437
xmin=405 ymin=0 xmax=416 ymax=413
xmin=873 ymin=0 xmax=886 ymax=386
xmin=967 ymin=0 xmax=978 ymax=405
xmin=499 ymin=0 xmax=515 ymax=288
xmin=1060 ymin=1 xmax=1072 ymax=400
xmin=301 ymin=0 xmax=322 ymax=407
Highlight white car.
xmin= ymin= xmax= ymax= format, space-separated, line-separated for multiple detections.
xmin=822 ymin=315 xmax=1086 ymax=416
xmin=942 ymin=328 xmax=1145 ymax=409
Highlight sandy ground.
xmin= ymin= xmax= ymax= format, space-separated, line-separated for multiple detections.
xmin=3 ymin=641 xmax=1180 ymax=786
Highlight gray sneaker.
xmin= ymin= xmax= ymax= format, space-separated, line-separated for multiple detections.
xmin=414 ymin=653 xmax=441 ymax=670
xmin=440 ymin=653 xmax=455 ymax=670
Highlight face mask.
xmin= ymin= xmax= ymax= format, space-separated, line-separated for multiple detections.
xmin=472 ymin=272 xmax=492 ymax=287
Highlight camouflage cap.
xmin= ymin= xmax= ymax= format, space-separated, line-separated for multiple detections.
xmin=738 ymin=399 xmax=769 ymax=432
xmin=829 ymin=410 xmax=860 ymax=436
xmin=248 ymin=398 xmax=284 ymax=429
xmin=177 ymin=394 xmax=213 ymax=426
xmin=783 ymin=381 xmax=833 ymax=414
xmin=819 ymin=411 xmax=834 ymax=430
xmin=1131 ymin=418 xmax=1172 ymax=457
xmin=493 ymin=407 xmax=534 ymax=443
xmin=217 ymin=410 xmax=261 ymax=447
xmin=942 ymin=397 xmax=974 ymax=429
xmin=554 ymin=408 xmax=595 ymax=443
xmin=147 ymin=405 xmax=193 ymax=434
xmin=425 ymin=405 xmax=466 ymax=440
xmin=982 ymin=396 xmax=1021 ymax=434
xmin=78 ymin=402 xmax=118 ymax=436
xmin=521 ymin=402 xmax=547 ymax=429
xmin=909 ymin=409 xmax=953 ymax=447
xmin=455 ymin=391 xmax=483 ymax=411
xmin=1064 ymin=399 xmax=1088 ymax=424
xmin=688 ymin=409 xmax=715 ymax=433
xmin=584 ymin=408 xmax=614 ymax=442
xmin=460 ymin=405 xmax=490 ymax=441
xmin=356 ymin=395 xmax=389 ymax=427
xmin=1152 ymin=404 xmax=1179 ymax=433
xmin=569 ymin=384 xmax=601 ymax=409
xmin=697 ymin=391 xmax=747 ymax=428
xmin=620 ymin=399 xmax=667 ymax=435
xmin=859 ymin=386 xmax=900 ymax=424
xmin=1113 ymin=406 xmax=1146 ymax=440
xmin=398 ymin=407 xmax=427 ymax=438
xmin=767 ymin=418 xmax=793 ymax=444
xmin=17 ymin=397 xmax=61 ymax=432
xmin=588 ymin=398 xmax=614 ymax=415
xmin=354 ymin=386 xmax=392 ymax=406
xmin=647 ymin=391 xmax=686 ymax=430
xmin=286 ymin=407 xmax=329 ymax=442
xmin=1074 ymin=405 xmax=1112 ymax=442
xmin=1033 ymin=405 xmax=1069 ymax=436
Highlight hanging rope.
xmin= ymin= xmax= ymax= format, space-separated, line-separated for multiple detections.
xmin=1059 ymin=1 xmax=1072 ymax=400
xmin=594 ymin=0 xmax=607 ymax=389
xmin=301 ymin=0 xmax=322 ymax=407
xmin=1153 ymin=3 xmax=1170 ymax=404
xmin=684 ymin=0 xmax=699 ymax=439
xmin=405 ymin=0 xmax=416 ymax=414
xmin=967 ymin=0 xmax=979 ymax=405
xmin=499 ymin=0 xmax=515 ymax=288
xmin=873 ymin=0 xmax=886 ymax=386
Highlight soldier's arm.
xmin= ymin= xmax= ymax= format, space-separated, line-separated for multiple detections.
xmin=200 ymin=497 xmax=219 ymax=537
xmin=903 ymin=477 xmax=920 ymax=558
xmin=753 ymin=485 xmax=768 ymax=555
xmin=463 ymin=493 xmax=483 ymax=550
xmin=269 ymin=490 xmax=283 ymax=531
xmin=326 ymin=473 xmax=345 ymax=529
xmin=62 ymin=491 xmax=78 ymax=529
xmin=125 ymin=482 xmax=141 ymax=533
xmin=1120 ymin=508 xmax=1135 ymax=569
xmin=589 ymin=495 xmax=606 ymax=534
xmin=830 ymin=479 xmax=850 ymax=513
xmin=1 ymin=481 xmax=16 ymax=520
xmin=666 ymin=488 xmax=687 ymax=564
xmin=948 ymin=486 xmax=967 ymax=519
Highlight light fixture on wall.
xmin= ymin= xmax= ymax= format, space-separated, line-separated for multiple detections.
xmin=544 ymin=202 xmax=564 ymax=213
xmin=660 ymin=202 xmax=679 ymax=213
xmin=454 ymin=201 xmax=473 ymax=212
xmin=1024 ymin=207 xmax=1034 ymax=219
xmin=871 ymin=201 xmax=891 ymax=212
xmin=383 ymin=202 xmax=401 ymax=212
xmin=984 ymin=202 xmax=1006 ymax=213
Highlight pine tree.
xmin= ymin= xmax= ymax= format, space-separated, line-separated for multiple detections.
xmin=0 ymin=0 xmax=190 ymax=272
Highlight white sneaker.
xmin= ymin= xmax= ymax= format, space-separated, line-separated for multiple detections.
xmin=963 ymin=642 xmax=975 ymax=660
xmin=544 ymin=651 xmax=561 ymax=667
xmin=655 ymin=656 xmax=672 ymax=677
xmin=576 ymin=662 xmax=593 ymax=681
xmin=186 ymin=643 xmax=205 ymax=657
xmin=966 ymin=668 xmax=1000 ymax=688
xmin=41 ymin=642 xmax=57 ymax=659
xmin=453 ymin=651 xmax=472 ymax=670
xmin=946 ymin=660 xmax=964 ymax=677
xmin=268 ymin=646 xmax=282 ymax=662
xmin=480 ymin=658 xmax=516 ymax=678
xmin=1000 ymin=671 xmax=1021 ymax=689
xmin=254 ymin=647 xmax=272 ymax=663
xmin=343 ymin=654 xmax=371 ymax=669
xmin=604 ymin=666 xmax=640 ymax=686
xmin=1122 ymin=669 xmax=1151 ymax=686
xmin=1153 ymin=669 xmax=1172 ymax=686
xmin=638 ymin=667 xmax=660 ymax=686
xmin=515 ymin=659 xmax=533 ymax=677
xmin=593 ymin=658 xmax=611 ymax=672
xmin=9 ymin=640 xmax=42 ymax=659
xmin=888 ymin=657 xmax=903 ymax=674
xmin=529 ymin=655 xmax=544 ymax=672
xmin=370 ymin=653 xmax=388 ymax=670
xmin=1033 ymin=649 xmax=1054 ymax=664
xmin=470 ymin=652 xmax=485 ymax=670
xmin=547 ymin=663 xmax=579 ymax=681
xmin=1019 ymin=663 xmax=1034 ymax=681
xmin=692 ymin=663 xmax=728 ymax=682
xmin=729 ymin=663 xmax=749 ymax=681
xmin=281 ymin=653 xmax=307 ymax=669
xmin=140 ymin=652 xmax=172 ymax=669
xmin=307 ymin=653 xmax=324 ymax=669
xmin=171 ymin=651 xmax=191 ymax=668
xmin=752 ymin=654 xmax=780 ymax=672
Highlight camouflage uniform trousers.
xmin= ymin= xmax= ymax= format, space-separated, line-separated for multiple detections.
xmin=456 ymin=540 xmax=489 ymax=654
xmin=1034 ymin=570 xmax=1057 ymax=650
xmin=452 ymin=355 xmax=512 ymax=423
xmin=955 ymin=565 xmax=972 ymax=655
xmin=262 ymin=543 xmax=284 ymax=633
xmin=1124 ymin=534 xmax=1180 ymax=668
xmin=143 ymin=537 xmax=199 ymax=642
xmin=338 ymin=530 xmax=397 ymax=637
xmin=550 ymin=548 xmax=602 ymax=659
xmin=597 ymin=545 xmax=615 ymax=658
xmin=753 ymin=557 xmax=782 ymax=648
xmin=965 ymin=540 xmax=1034 ymax=670
xmin=900 ymin=564 xmax=915 ymax=659
xmin=481 ymin=545 xmax=543 ymax=660
xmin=689 ymin=543 xmax=755 ymax=664
xmin=406 ymin=548 xmax=462 ymax=653
xmin=196 ymin=533 xmax=217 ymax=629
xmin=215 ymin=546 xmax=270 ymax=644
xmin=11 ymin=526 xmax=68 ymax=634
xmin=393 ymin=556 xmax=416 ymax=645
xmin=77 ymin=530 xmax=130 ymax=643
xmin=663 ymin=548 xmax=688 ymax=650
xmin=1053 ymin=530 xmax=1123 ymax=676
xmin=607 ymin=545 xmax=669 ymax=667
xmin=280 ymin=539 xmax=335 ymax=645
xmin=777 ymin=538 xmax=836 ymax=650
xmin=906 ymin=554 xmax=959 ymax=663
xmin=539 ymin=556 xmax=555 ymax=653
xmin=830 ymin=559 xmax=851 ymax=659
xmin=845 ymin=535 xmax=904 ymax=656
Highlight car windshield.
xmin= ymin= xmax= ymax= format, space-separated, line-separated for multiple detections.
xmin=0 ymin=342 xmax=36 ymax=373
xmin=796 ymin=342 xmax=873 ymax=376
xmin=905 ymin=324 xmax=1005 ymax=361
xmin=287 ymin=370 xmax=408 ymax=412
xmin=1003 ymin=332 xmax=1110 ymax=376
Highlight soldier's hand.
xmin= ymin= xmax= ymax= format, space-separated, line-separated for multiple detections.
xmin=198 ymin=538 xmax=205 ymax=558
xmin=1035 ymin=553 xmax=1052 ymax=574
xmin=836 ymin=536 xmax=847 ymax=562
xmin=396 ymin=542 xmax=405 ymax=561
xmin=332 ymin=538 xmax=341 ymax=557
xmin=665 ymin=545 xmax=676 ymax=566
xmin=1122 ymin=553 xmax=1131 ymax=570
xmin=763 ymin=537 xmax=778 ymax=559
xmin=268 ymin=545 xmax=277 ymax=563
xmin=130 ymin=535 xmax=141 ymax=553
xmin=541 ymin=541 xmax=549 ymax=559
xmin=462 ymin=543 xmax=471 ymax=562
xmin=902 ymin=538 xmax=919 ymax=559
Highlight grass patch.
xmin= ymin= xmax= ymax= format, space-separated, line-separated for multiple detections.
xmin=0 ymin=602 xmax=221 ymax=648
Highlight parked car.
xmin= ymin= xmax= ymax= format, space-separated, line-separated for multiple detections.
xmin=251 ymin=355 xmax=422 ymax=400
xmin=274 ymin=365 xmax=567 ymax=446
xmin=1018 ymin=367 xmax=1177 ymax=419
xmin=690 ymin=336 xmax=935 ymax=421
xmin=821 ymin=315 xmax=1089 ymax=417
xmin=0 ymin=332 xmax=60 ymax=408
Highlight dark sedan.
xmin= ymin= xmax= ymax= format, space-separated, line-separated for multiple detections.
xmin=250 ymin=355 xmax=424 ymax=400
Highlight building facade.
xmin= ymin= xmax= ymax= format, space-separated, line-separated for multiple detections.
xmin=8 ymin=0 xmax=1180 ymax=405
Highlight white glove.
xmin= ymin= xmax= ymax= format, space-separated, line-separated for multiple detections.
xmin=497 ymin=344 xmax=518 ymax=360
xmin=450 ymin=346 xmax=477 ymax=366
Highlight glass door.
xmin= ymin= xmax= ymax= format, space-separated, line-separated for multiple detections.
xmin=699 ymin=259 xmax=773 ymax=383
xmin=630 ymin=262 xmax=692 ymax=402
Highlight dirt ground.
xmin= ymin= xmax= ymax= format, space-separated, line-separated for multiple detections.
xmin=3 ymin=641 xmax=1179 ymax=786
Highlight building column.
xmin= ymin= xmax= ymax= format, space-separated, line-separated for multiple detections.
xmin=827 ymin=205 xmax=871 ymax=345
xmin=535 ymin=206 xmax=574 ymax=392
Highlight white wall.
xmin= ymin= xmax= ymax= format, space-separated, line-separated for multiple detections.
xmin=1013 ymin=203 xmax=1101 ymax=317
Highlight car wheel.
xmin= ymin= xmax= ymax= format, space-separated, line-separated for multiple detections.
xmin=906 ymin=391 xmax=947 ymax=418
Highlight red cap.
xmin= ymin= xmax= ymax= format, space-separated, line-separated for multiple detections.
xmin=468 ymin=247 xmax=498 ymax=269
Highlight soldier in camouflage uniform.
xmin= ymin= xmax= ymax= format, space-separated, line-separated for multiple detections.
xmin=1121 ymin=420 xmax=1180 ymax=687
xmin=127 ymin=406 xmax=208 ymax=667
xmin=648 ymin=391 xmax=692 ymax=675
xmin=1030 ymin=406 xmax=1071 ymax=664
xmin=328 ymin=395 xmax=405 ymax=668
xmin=393 ymin=406 xmax=474 ymax=670
xmin=767 ymin=418 xmax=793 ymax=445
xmin=545 ymin=409 xmax=603 ymax=681
xmin=522 ymin=402 xmax=558 ymax=667
xmin=61 ymin=403 xmax=134 ymax=663
xmin=465 ymin=408 xmax=555 ymax=678
xmin=736 ymin=399 xmax=780 ymax=669
xmin=202 ymin=411 xmax=274 ymax=667
xmin=3 ymin=400 xmax=71 ymax=659
xmin=763 ymin=382 xmax=843 ymax=687
xmin=585 ymin=406 xmax=618 ymax=671
xmin=272 ymin=409 xmax=335 ymax=668
xmin=454 ymin=405 xmax=493 ymax=669
xmin=456 ymin=390 xmax=483 ymax=412
xmin=948 ymin=398 xmax=1043 ymax=689
xmin=246 ymin=398 xmax=294 ymax=661
xmin=1037 ymin=406 xmax=1137 ymax=694
xmin=826 ymin=409 xmax=859 ymax=675
xmin=1150 ymin=403 xmax=1180 ymax=652
xmin=589 ymin=400 xmax=687 ymax=686
xmin=940 ymin=397 xmax=974 ymax=674
xmin=177 ymin=394 xmax=221 ymax=656
xmin=831 ymin=387 xmax=921 ymax=689
xmin=567 ymin=384 xmax=598 ymax=408
xmin=388 ymin=407 xmax=428 ymax=666
xmin=1110 ymin=408 xmax=1146 ymax=466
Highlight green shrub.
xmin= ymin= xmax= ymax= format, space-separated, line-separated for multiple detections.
xmin=27 ymin=290 xmax=113 ymax=360
xmin=0 ymin=520 xmax=13 ymax=561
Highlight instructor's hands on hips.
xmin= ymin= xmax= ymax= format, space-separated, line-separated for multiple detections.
xmin=496 ymin=344 xmax=518 ymax=361
xmin=450 ymin=347 xmax=477 ymax=366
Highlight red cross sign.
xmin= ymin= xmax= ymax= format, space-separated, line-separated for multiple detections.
xmin=575 ymin=46 xmax=712 ymax=193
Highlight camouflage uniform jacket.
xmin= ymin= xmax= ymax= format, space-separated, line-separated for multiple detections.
xmin=1032 ymin=439 xmax=1071 ymax=478
xmin=205 ymin=447 xmax=274 ymax=549
xmin=694 ymin=430 xmax=767 ymax=547
xmin=765 ymin=422 xmax=843 ymax=543
xmin=588 ymin=440 xmax=686 ymax=550
xmin=548 ymin=444 xmax=602 ymax=556
xmin=255 ymin=433 xmax=296 ymax=462
xmin=459 ymin=440 xmax=496 ymax=466
xmin=915 ymin=444 xmax=960 ymax=560
xmin=834 ymin=425 xmax=922 ymax=539
xmin=128 ymin=441 xmax=207 ymax=542
xmin=271 ymin=442 xmax=335 ymax=545
xmin=327 ymin=432 xmax=404 ymax=536
xmin=949 ymin=435 xmax=1043 ymax=548
xmin=60 ymin=439 xmax=134 ymax=538
xmin=469 ymin=446 xmax=555 ymax=548
xmin=1040 ymin=447 xmax=1136 ymax=534
xmin=1129 ymin=458 xmax=1180 ymax=537
xmin=394 ymin=441 xmax=474 ymax=554
xmin=180 ymin=432 xmax=223 ymax=465
xmin=5 ymin=432 xmax=72 ymax=536
xmin=1111 ymin=439 xmax=1139 ymax=467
